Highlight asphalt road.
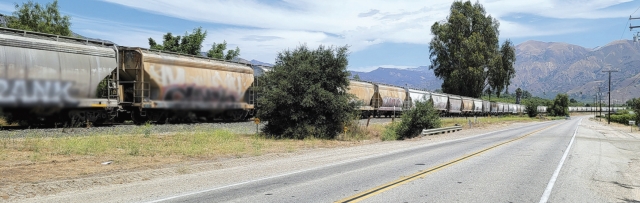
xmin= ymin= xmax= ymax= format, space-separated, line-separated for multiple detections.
xmin=151 ymin=118 xmax=585 ymax=203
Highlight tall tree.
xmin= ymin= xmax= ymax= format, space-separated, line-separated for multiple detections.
xmin=429 ymin=1 xmax=515 ymax=98
xmin=550 ymin=93 xmax=569 ymax=116
xmin=207 ymin=40 xmax=240 ymax=61
xmin=148 ymin=27 xmax=207 ymax=56
xmin=257 ymin=44 xmax=355 ymax=139
xmin=7 ymin=0 xmax=71 ymax=36
xmin=489 ymin=39 xmax=516 ymax=98
xmin=515 ymin=87 xmax=523 ymax=104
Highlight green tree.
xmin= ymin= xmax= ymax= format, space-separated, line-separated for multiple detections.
xmin=524 ymin=100 xmax=539 ymax=118
xmin=7 ymin=0 xmax=71 ymax=36
xmin=148 ymin=27 xmax=207 ymax=55
xmin=257 ymin=44 xmax=355 ymax=139
xmin=429 ymin=1 xmax=515 ymax=98
xmin=522 ymin=90 xmax=532 ymax=99
xmin=353 ymin=74 xmax=361 ymax=80
xmin=207 ymin=40 xmax=240 ymax=60
xmin=395 ymin=99 xmax=441 ymax=139
xmin=550 ymin=94 xmax=569 ymax=116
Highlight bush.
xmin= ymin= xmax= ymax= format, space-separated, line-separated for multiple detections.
xmin=394 ymin=99 xmax=441 ymax=139
xmin=608 ymin=112 xmax=634 ymax=125
xmin=524 ymin=100 xmax=538 ymax=118
xmin=382 ymin=122 xmax=400 ymax=141
xmin=257 ymin=44 xmax=355 ymax=139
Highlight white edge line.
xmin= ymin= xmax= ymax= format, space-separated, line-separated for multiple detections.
xmin=539 ymin=118 xmax=582 ymax=203
xmin=145 ymin=121 xmax=554 ymax=203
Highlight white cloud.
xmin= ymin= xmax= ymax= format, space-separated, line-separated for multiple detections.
xmin=86 ymin=0 xmax=635 ymax=64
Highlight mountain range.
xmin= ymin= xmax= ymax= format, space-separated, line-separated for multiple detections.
xmin=351 ymin=40 xmax=640 ymax=103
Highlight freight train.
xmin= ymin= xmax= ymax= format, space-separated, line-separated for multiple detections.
xmin=0 ymin=27 xmax=254 ymax=126
xmin=0 ymin=27 xmax=624 ymax=126
xmin=347 ymin=79 xmax=528 ymax=118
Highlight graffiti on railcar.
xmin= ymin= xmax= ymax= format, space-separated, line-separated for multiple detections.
xmin=381 ymin=97 xmax=403 ymax=107
xmin=0 ymin=79 xmax=78 ymax=106
xmin=148 ymin=65 xmax=246 ymax=103
xmin=163 ymin=85 xmax=239 ymax=103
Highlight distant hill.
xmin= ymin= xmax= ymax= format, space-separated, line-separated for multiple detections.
xmin=511 ymin=40 xmax=640 ymax=103
xmin=349 ymin=40 xmax=640 ymax=104
xmin=350 ymin=66 xmax=442 ymax=91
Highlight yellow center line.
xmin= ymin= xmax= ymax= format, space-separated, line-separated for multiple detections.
xmin=335 ymin=123 xmax=559 ymax=203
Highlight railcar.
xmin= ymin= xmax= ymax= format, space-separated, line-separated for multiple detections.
xmin=431 ymin=92 xmax=449 ymax=114
xmin=407 ymin=88 xmax=431 ymax=109
xmin=0 ymin=27 xmax=118 ymax=125
xmin=472 ymin=98 xmax=483 ymax=115
xmin=117 ymin=47 xmax=254 ymax=124
xmin=482 ymin=100 xmax=491 ymax=115
xmin=375 ymin=83 xmax=406 ymax=117
xmin=447 ymin=95 xmax=462 ymax=115
xmin=347 ymin=80 xmax=377 ymax=118
xmin=460 ymin=96 xmax=474 ymax=115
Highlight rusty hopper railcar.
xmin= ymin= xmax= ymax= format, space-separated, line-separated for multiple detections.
xmin=347 ymin=80 xmax=376 ymax=118
xmin=374 ymin=83 xmax=406 ymax=117
xmin=460 ymin=96 xmax=474 ymax=115
xmin=0 ymin=27 xmax=118 ymax=125
xmin=118 ymin=47 xmax=254 ymax=123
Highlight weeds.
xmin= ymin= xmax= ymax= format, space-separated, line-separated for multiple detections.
xmin=381 ymin=122 xmax=400 ymax=141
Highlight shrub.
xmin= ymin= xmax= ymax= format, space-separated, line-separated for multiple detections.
xmin=524 ymin=100 xmax=538 ymax=118
xmin=381 ymin=122 xmax=400 ymax=141
xmin=257 ymin=45 xmax=355 ymax=139
xmin=394 ymin=99 xmax=441 ymax=139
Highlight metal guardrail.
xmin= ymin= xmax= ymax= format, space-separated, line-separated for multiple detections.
xmin=421 ymin=126 xmax=462 ymax=136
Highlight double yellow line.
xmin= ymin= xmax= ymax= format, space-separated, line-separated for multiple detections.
xmin=336 ymin=123 xmax=557 ymax=203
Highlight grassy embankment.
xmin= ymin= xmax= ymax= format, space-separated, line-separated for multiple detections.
xmin=0 ymin=116 xmax=542 ymax=165
xmin=0 ymin=115 xmax=544 ymax=184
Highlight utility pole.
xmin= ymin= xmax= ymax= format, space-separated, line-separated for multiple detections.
xmin=603 ymin=70 xmax=618 ymax=124
xmin=631 ymin=16 xmax=640 ymax=42
xmin=598 ymin=86 xmax=602 ymax=121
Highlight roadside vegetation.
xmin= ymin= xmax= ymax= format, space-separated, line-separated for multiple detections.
xmin=383 ymin=99 xmax=442 ymax=140
xmin=257 ymin=44 xmax=355 ymax=139
xmin=608 ymin=98 xmax=640 ymax=125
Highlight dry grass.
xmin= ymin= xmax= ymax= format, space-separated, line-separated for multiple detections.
xmin=441 ymin=115 xmax=541 ymax=129
xmin=0 ymin=116 xmax=539 ymax=185
xmin=0 ymin=125 xmax=386 ymax=185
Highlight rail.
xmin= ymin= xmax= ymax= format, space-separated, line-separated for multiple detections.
xmin=421 ymin=126 xmax=462 ymax=136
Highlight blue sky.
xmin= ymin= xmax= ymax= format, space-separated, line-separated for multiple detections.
xmin=0 ymin=0 xmax=638 ymax=72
